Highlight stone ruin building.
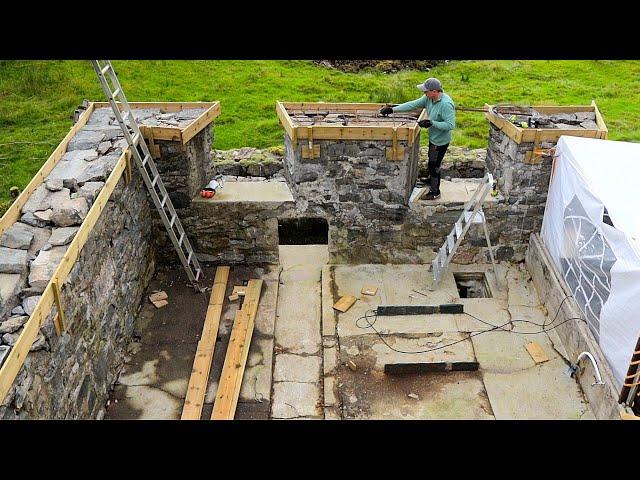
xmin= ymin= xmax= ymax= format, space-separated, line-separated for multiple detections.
xmin=0 ymin=94 xmax=635 ymax=421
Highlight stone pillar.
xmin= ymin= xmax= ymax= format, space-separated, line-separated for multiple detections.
xmin=485 ymin=124 xmax=554 ymax=205
xmin=153 ymin=126 xmax=213 ymax=209
xmin=282 ymin=132 xmax=421 ymax=264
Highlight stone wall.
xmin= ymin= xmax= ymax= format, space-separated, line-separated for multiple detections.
xmin=0 ymin=172 xmax=155 ymax=419
xmin=525 ymin=233 xmax=622 ymax=420
xmin=151 ymin=127 xmax=214 ymax=262
xmin=328 ymin=190 xmax=537 ymax=265
xmin=485 ymin=124 xmax=555 ymax=205
xmin=153 ymin=127 xmax=213 ymax=209
xmin=185 ymin=188 xmax=293 ymax=265
xmin=282 ymin=132 xmax=422 ymax=263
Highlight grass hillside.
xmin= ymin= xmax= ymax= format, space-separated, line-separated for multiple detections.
xmin=1 ymin=59 xmax=640 ymax=211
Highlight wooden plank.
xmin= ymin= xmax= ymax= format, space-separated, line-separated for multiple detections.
xmin=52 ymin=151 xmax=128 ymax=283
xmin=301 ymin=144 xmax=320 ymax=159
xmin=620 ymin=411 xmax=640 ymax=420
xmin=51 ymin=281 xmax=66 ymax=335
xmin=93 ymin=101 xmax=218 ymax=112
xmin=275 ymin=101 xmax=296 ymax=141
xmin=484 ymin=106 xmax=522 ymax=143
xmin=361 ymin=285 xmax=378 ymax=296
xmin=181 ymin=102 xmax=221 ymax=144
xmin=525 ymin=342 xmax=549 ymax=364
xmin=181 ymin=266 xmax=230 ymax=420
xmin=211 ymin=279 xmax=263 ymax=420
xmin=333 ymin=295 xmax=357 ymax=313
xmin=0 ymin=103 xmax=96 ymax=237
xmin=0 ymin=285 xmax=55 ymax=402
xmin=384 ymin=361 xmax=479 ymax=374
xmin=592 ymin=100 xmax=608 ymax=139
xmin=0 ymin=148 xmax=129 ymax=404
xmin=142 ymin=126 xmax=183 ymax=142
xmin=282 ymin=102 xmax=387 ymax=111
xmin=294 ymin=125 xmax=412 ymax=142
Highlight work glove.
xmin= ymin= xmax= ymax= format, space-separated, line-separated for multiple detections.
xmin=418 ymin=119 xmax=432 ymax=128
xmin=379 ymin=105 xmax=394 ymax=116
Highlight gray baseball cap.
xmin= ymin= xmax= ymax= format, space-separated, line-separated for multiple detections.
xmin=417 ymin=77 xmax=442 ymax=92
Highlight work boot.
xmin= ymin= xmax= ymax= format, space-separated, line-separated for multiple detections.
xmin=424 ymin=191 xmax=441 ymax=201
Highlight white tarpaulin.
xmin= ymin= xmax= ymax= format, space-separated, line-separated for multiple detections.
xmin=541 ymin=135 xmax=640 ymax=390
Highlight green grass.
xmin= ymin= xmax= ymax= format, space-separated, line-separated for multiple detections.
xmin=1 ymin=59 xmax=640 ymax=210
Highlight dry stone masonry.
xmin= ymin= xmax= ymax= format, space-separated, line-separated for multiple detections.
xmin=0 ymin=105 xmax=214 ymax=419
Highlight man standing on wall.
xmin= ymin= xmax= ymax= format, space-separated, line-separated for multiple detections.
xmin=379 ymin=77 xmax=456 ymax=200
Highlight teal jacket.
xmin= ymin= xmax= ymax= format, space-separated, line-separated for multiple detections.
xmin=392 ymin=92 xmax=456 ymax=146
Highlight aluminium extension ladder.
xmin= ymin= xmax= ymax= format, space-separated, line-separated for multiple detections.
xmin=430 ymin=172 xmax=498 ymax=289
xmin=91 ymin=60 xmax=203 ymax=290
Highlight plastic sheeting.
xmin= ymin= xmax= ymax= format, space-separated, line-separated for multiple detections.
xmin=541 ymin=136 xmax=640 ymax=390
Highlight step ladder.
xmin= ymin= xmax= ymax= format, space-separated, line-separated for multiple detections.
xmin=430 ymin=173 xmax=498 ymax=289
xmin=91 ymin=60 xmax=203 ymax=290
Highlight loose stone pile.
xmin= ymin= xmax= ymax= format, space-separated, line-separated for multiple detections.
xmin=0 ymin=112 xmax=130 ymax=350
xmin=0 ymin=105 xmax=217 ymax=418
xmin=287 ymin=110 xmax=419 ymax=127
xmin=493 ymin=106 xmax=599 ymax=130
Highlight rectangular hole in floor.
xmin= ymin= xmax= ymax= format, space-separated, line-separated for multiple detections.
xmin=453 ymin=272 xmax=492 ymax=298
xmin=278 ymin=217 xmax=328 ymax=245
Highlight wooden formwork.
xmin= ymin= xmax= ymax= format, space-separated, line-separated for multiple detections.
xmin=276 ymin=102 xmax=425 ymax=161
xmin=0 ymin=101 xmax=221 ymax=404
xmin=485 ymin=101 xmax=607 ymax=165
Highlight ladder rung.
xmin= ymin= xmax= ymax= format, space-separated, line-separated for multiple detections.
xmin=187 ymin=251 xmax=193 ymax=265
xmin=122 ymin=110 xmax=131 ymax=122
xmin=169 ymin=214 xmax=176 ymax=229
xmin=142 ymin=154 xmax=151 ymax=167
xmin=132 ymin=133 xmax=140 ymax=145
xmin=111 ymin=88 xmax=121 ymax=99
xmin=178 ymin=232 xmax=185 ymax=246
xmin=195 ymin=269 xmax=202 ymax=282
xmin=100 ymin=63 xmax=111 ymax=75
xmin=160 ymin=194 xmax=168 ymax=208
xmin=151 ymin=175 xmax=159 ymax=188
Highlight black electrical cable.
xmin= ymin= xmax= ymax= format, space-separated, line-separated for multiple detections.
xmin=354 ymin=294 xmax=585 ymax=355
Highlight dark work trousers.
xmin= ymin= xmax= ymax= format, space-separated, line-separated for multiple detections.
xmin=428 ymin=141 xmax=449 ymax=194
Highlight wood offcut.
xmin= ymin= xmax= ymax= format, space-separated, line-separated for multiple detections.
xmin=525 ymin=342 xmax=549 ymax=364
xmin=333 ymin=295 xmax=357 ymax=313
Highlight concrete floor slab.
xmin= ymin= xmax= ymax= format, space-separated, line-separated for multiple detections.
xmin=339 ymin=313 xmax=460 ymax=338
xmin=275 ymin=246 xmax=325 ymax=355
xmin=340 ymin=369 xmax=494 ymax=420
xmin=239 ymin=338 xmax=274 ymax=403
xmin=506 ymin=265 xmax=540 ymax=307
xmin=273 ymin=353 xmax=321 ymax=383
xmin=107 ymin=263 xmax=278 ymax=420
xmin=108 ymin=385 xmax=182 ymax=420
xmin=422 ymin=179 xmax=499 ymax=206
xmin=508 ymin=305 xmax=549 ymax=333
xmin=454 ymin=298 xmax=510 ymax=332
xmin=194 ymin=181 xmax=294 ymax=203
xmin=272 ymin=245 xmax=326 ymax=419
xmin=483 ymin=357 xmax=592 ymax=420
xmin=271 ymin=382 xmax=322 ymax=419
xmin=340 ymin=332 xmax=476 ymax=372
